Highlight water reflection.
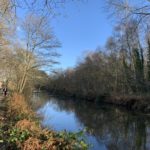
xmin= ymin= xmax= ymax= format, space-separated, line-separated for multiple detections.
xmin=32 ymin=94 xmax=150 ymax=150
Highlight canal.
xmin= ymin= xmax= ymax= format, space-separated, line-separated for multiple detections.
xmin=31 ymin=93 xmax=150 ymax=150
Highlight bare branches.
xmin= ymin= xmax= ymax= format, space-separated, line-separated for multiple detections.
xmin=0 ymin=0 xmax=74 ymax=17
xmin=8 ymin=13 xmax=61 ymax=93
xmin=106 ymin=0 xmax=150 ymax=24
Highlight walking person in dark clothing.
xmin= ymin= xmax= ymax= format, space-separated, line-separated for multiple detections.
xmin=3 ymin=87 xmax=7 ymax=96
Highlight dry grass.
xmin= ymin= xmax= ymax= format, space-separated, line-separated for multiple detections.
xmin=43 ymin=138 xmax=72 ymax=150
xmin=8 ymin=93 xmax=34 ymax=118
xmin=15 ymin=119 xmax=41 ymax=134
xmin=22 ymin=137 xmax=41 ymax=150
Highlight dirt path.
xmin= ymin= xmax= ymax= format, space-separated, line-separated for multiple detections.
xmin=0 ymin=96 xmax=6 ymax=119
xmin=0 ymin=96 xmax=8 ymax=150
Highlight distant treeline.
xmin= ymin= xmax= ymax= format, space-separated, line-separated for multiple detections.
xmin=46 ymin=20 xmax=150 ymax=100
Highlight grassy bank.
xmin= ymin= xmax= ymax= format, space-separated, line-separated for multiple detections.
xmin=0 ymin=93 xmax=88 ymax=150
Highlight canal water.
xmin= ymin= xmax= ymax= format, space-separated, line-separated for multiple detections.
xmin=31 ymin=93 xmax=150 ymax=150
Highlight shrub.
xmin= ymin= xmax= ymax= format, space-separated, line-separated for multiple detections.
xmin=8 ymin=93 xmax=34 ymax=120
xmin=15 ymin=119 xmax=41 ymax=135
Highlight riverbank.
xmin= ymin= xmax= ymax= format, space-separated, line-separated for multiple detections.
xmin=48 ymin=91 xmax=150 ymax=114
xmin=0 ymin=93 xmax=88 ymax=150
xmin=104 ymin=95 xmax=150 ymax=113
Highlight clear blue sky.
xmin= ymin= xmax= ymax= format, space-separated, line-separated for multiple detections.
xmin=51 ymin=0 xmax=113 ymax=69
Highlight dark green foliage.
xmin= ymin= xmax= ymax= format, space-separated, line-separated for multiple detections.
xmin=147 ymin=39 xmax=150 ymax=82
xmin=133 ymin=48 xmax=144 ymax=92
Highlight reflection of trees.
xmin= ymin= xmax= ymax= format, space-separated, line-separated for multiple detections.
xmin=47 ymin=99 xmax=150 ymax=150
xmin=47 ymin=97 xmax=76 ymax=113
xmin=36 ymin=95 xmax=150 ymax=150
xmin=30 ymin=93 xmax=50 ymax=110
xmin=73 ymin=102 xmax=149 ymax=150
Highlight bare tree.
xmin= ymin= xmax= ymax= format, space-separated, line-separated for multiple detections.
xmin=0 ymin=0 xmax=81 ymax=17
xmin=106 ymin=0 xmax=150 ymax=25
xmin=14 ymin=13 xmax=60 ymax=93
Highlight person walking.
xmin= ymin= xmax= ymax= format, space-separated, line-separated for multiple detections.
xmin=3 ymin=87 xmax=7 ymax=96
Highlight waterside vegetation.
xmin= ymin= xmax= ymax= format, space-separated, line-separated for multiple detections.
xmin=0 ymin=93 xmax=88 ymax=150
xmin=45 ymin=19 xmax=150 ymax=112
